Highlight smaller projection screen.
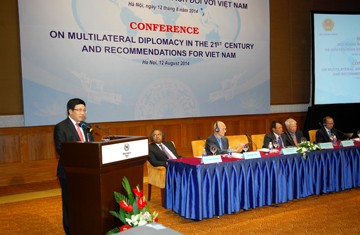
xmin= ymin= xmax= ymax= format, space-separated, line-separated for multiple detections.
xmin=311 ymin=11 xmax=360 ymax=105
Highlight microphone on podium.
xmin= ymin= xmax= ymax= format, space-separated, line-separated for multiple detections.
xmin=79 ymin=122 xmax=93 ymax=133
xmin=95 ymin=124 xmax=111 ymax=136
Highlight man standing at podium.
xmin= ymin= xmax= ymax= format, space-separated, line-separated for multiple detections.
xmin=54 ymin=98 xmax=94 ymax=235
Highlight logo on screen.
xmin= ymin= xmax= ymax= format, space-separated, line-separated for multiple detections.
xmin=322 ymin=18 xmax=334 ymax=31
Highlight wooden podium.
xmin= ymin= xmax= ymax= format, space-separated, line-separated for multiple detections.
xmin=61 ymin=135 xmax=148 ymax=235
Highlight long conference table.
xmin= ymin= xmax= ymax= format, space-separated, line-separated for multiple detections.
xmin=165 ymin=143 xmax=360 ymax=220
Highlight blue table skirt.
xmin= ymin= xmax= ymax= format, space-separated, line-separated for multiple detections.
xmin=165 ymin=146 xmax=360 ymax=220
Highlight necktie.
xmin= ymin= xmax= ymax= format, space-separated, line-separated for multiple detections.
xmin=278 ymin=136 xmax=283 ymax=148
xmin=76 ymin=123 xmax=85 ymax=142
xmin=160 ymin=144 xmax=175 ymax=159
xmin=292 ymin=133 xmax=298 ymax=146
xmin=217 ymin=138 xmax=223 ymax=150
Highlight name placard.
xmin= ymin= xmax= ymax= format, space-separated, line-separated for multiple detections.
xmin=340 ymin=140 xmax=355 ymax=147
xmin=201 ymin=155 xmax=223 ymax=164
xmin=243 ymin=151 xmax=261 ymax=159
xmin=318 ymin=142 xmax=334 ymax=149
xmin=281 ymin=147 xmax=298 ymax=155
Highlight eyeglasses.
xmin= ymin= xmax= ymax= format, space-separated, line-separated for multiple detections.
xmin=73 ymin=109 xmax=87 ymax=113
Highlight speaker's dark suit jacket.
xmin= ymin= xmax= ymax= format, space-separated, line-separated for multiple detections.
xmin=263 ymin=132 xmax=287 ymax=148
xmin=316 ymin=128 xmax=341 ymax=143
xmin=205 ymin=134 xmax=229 ymax=155
xmin=54 ymin=117 xmax=94 ymax=179
xmin=284 ymin=130 xmax=304 ymax=147
xmin=148 ymin=141 xmax=180 ymax=167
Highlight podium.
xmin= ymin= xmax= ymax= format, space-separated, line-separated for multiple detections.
xmin=61 ymin=135 xmax=149 ymax=235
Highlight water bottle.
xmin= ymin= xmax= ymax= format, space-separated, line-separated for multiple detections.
xmin=202 ymin=148 xmax=207 ymax=157
xmin=228 ymin=146 xmax=233 ymax=157
xmin=268 ymin=142 xmax=273 ymax=153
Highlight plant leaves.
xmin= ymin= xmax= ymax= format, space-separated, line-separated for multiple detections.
xmin=122 ymin=176 xmax=135 ymax=204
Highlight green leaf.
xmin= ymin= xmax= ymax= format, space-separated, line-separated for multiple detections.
xmin=109 ymin=210 xmax=123 ymax=221
xmin=105 ymin=227 xmax=120 ymax=235
xmin=114 ymin=191 xmax=130 ymax=205
xmin=122 ymin=176 xmax=135 ymax=204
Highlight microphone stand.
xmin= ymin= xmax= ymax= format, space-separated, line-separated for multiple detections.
xmin=95 ymin=124 xmax=112 ymax=140
xmin=245 ymin=133 xmax=257 ymax=150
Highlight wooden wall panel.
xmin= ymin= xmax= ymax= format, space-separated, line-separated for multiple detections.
xmin=0 ymin=134 xmax=20 ymax=163
xmin=0 ymin=112 xmax=307 ymax=186
xmin=28 ymin=132 xmax=55 ymax=161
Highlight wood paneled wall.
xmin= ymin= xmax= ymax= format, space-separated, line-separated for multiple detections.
xmin=0 ymin=112 xmax=306 ymax=187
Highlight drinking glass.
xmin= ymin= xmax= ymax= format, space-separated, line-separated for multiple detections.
xmin=330 ymin=133 xmax=337 ymax=146
xmin=243 ymin=143 xmax=249 ymax=152
xmin=210 ymin=145 xmax=217 ymax=155
xmin=272 ymin=139 xmax=279 ymax=149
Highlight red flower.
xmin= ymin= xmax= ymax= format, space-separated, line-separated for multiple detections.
xmin=119 ymin=225 xmax=131 ymax=232
xmin=137 ymin=196 xmax=146 ymax=209
xmin=154 ymin=217 xmax=159 ymax=223
xmin=132 ymin=186 xmax=143 ymax=197
xmin=119 ymin=200 xmax=133 ymax=213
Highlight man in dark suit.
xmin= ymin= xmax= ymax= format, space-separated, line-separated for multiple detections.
xmin=263 ymin=120 xmax=287 ymax=148
xmin=54 ymin=98 xmax=94 ymax=235
xmin=284 ymin=118 xmax=304 ymax=147
xmin=316 ymin=116 xmax=341 ymax=143
xmin=148 ymin=129 xmax=180 ymax=167
xmin=205 ymin=121 xmax=244 ymax=155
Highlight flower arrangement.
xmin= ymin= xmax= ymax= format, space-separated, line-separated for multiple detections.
xmin=106 ymin=176 xmax=158 ymax=234
xmin=296 ymin=141 xmax=321 ymax=159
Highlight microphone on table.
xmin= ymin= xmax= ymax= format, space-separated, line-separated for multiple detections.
xmin=332 ymin=127 xmax=345 ymax=135
xmin=245 ymin=133 xmax=257 ymax=150
xmin=318 ymin=121 xmax=345 ymax=136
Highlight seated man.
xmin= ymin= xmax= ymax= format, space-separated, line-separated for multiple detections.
xmin=205 ymin=121 xmax=244 ymax=155
xmin=263 ymin=120 xmax=287 ymax=148
xmin=284 ymin=118 xmax=304 ymax=147
xmin=148 ymin=129 xmax=180 ymax=167
xmin=316 ymin=116 xmax=341 ymax=143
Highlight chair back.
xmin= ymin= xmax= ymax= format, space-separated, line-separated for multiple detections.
xmin=250 ymin=133 xmax=265 ymax=150
xmin=146 ymin=161 xmax=166 ymax=189
xmin=227 ymin=135 xmax=249 ymax=149
xmin=191 ymin=139 xmax=206 ymax=156
xmin=308 ymin=129 xmax=318 ymax=143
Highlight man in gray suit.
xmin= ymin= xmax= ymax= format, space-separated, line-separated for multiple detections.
xmin=205 ymin=121 xmax=244 ymax=155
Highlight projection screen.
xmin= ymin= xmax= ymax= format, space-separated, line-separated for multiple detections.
xmin=18 ymin=0 xmax=270 ymax=126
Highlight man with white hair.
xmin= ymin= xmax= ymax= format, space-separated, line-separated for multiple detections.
xmin=284 ymin=118 xmax=304 ymax=147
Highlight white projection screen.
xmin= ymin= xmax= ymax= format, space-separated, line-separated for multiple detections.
xmin=18 ymin=0 xmax=270 ymax=126
xmin=312 ymin=11 xmax=360 ymax=105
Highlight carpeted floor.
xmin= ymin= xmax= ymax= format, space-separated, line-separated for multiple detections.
xmin=0 ymin=180 xmax=359 ymax=235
